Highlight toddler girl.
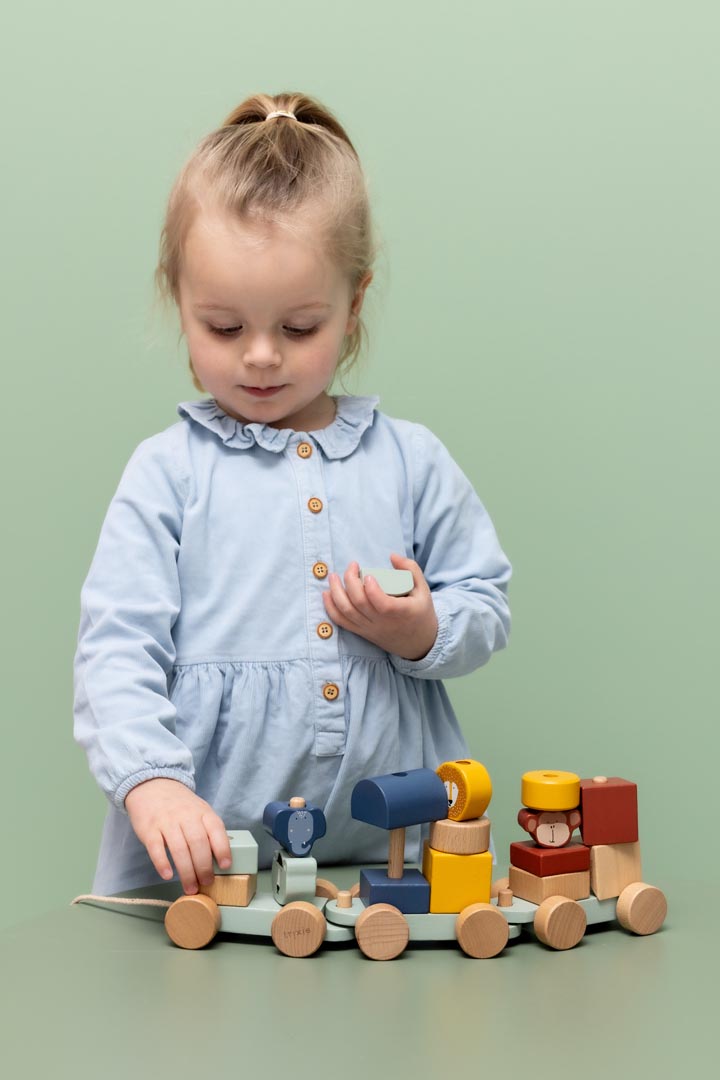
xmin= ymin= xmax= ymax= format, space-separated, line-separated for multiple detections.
xmin=73 ymin=91 xmax=512 ymax=898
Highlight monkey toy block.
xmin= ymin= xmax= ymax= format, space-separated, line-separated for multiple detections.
xmin=517 ymin=808 xmax=581 ymax=848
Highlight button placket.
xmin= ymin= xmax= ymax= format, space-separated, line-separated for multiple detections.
xmin=287 ymin=435 xmax=345 ymax=756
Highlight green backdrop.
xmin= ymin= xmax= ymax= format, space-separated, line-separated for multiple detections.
xmin=2 ymin=0 xmax=717 ymax=930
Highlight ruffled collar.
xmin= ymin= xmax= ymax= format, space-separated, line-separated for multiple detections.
xmin=177 ymin=394 xmax=380 ymax=459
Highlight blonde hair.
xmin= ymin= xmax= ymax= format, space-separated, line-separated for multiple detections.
xmin=154 ymin=91 xmax=381 ymax=393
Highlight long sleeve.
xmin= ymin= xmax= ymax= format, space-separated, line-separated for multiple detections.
xmin=73 ymin=435 xmax=196 ymax=811
xmin=389 ymin=424 xmax=511 ymax=679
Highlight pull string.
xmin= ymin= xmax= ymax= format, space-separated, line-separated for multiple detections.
xmin=71 ymin=893 xmax=172 ymax=909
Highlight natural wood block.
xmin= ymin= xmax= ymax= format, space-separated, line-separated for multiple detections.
xmin=422 ymin=840 xmax=492 ymax=913
xmin=429 ymin=816 xmax=490 ymax=855
xmin=590 ymin=841 xmax=642 ymax=900
xmin=510 ymin=840 xmax=590 ymax=877
xmin=437 ymin=759 xmax=492 ymax=821
xmin=580 ymin=777 xmax=639 ymax=846
xmin=509 ymin=865 xmax=590 ymax=904
xmin=200 ymin=873 xmax=256 ymax=907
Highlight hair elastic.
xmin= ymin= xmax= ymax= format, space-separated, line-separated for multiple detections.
xmin=265 ymin=110 xmax=297 ymax=121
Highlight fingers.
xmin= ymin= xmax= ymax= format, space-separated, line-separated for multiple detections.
xmin=205 ymin=813 xmax=232 ymax=872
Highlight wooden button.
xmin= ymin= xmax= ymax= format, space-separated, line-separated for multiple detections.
xmin=307 ymin=497 xmax=323 ymax=514
xmin=312 ymin=562 xmax=328 ymax=580
xmin=297 ymin=442 xmax=313 ymax=459
xmin=322 ymin=683 xmax=339 ymax=701
xmin=317 ymin=622 xmax=333 ymax=639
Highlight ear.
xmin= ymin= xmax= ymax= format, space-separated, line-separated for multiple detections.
xmin=345 ymin=270 xmax=374 ymax=335
xmin=518 ymin=809 xmax=539 ymax=837
xmin=568 ymin=810 xmax=581 ymax=830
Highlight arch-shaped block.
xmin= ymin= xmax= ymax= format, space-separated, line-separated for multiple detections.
xmin=351 ymin=768 xmax=448 ymax=830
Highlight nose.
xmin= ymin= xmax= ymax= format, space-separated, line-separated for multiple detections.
xmin=243 ymin=333 xmax=282 ymax=368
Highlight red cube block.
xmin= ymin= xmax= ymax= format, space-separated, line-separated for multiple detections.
xmin=579 ymin=777 xmax=638 ymax=845
xmin=510 ymin=840 xmax=590 ymax=877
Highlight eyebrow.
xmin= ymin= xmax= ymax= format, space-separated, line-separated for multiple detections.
xmin=194 ymin=301 xmax=333 ymax=313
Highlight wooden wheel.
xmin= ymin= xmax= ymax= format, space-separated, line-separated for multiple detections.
xmin=355 ymin=903 xmax=409 ymax=960
xmin=349 ymin=881 xmax=361 ymax=898
xmin=456 ymin=902 xmax=509 ymax=958
xmin=164 ymin=893 xmax=220 ymax=949
xmin=271 ymin=901 xmax=326 ymax=957
xmin=534 ymin=896 xmax=586 ymax=950
xmin=315 ymin=878 xmax=340 ymax=899
xmin=491 ymin=877 xmax=510 ymax=899
xmin=616 ymin=883 xmax=667 ymax=935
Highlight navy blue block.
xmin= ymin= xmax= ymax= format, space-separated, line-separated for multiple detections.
xmin=351 ymin=768 xmax=448 ymax=829
xmin=262 ymin=800 xmax=326 ymax=856
xmin=359 ymin=869 xmax=431 ymax=914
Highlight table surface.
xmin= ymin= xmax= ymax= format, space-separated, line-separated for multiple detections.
xmin=0 ymin=867 xmax=713 ymax=1079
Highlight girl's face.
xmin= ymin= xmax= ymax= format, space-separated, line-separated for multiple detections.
xmin=178 ymin=207 xmax=371 ymax=431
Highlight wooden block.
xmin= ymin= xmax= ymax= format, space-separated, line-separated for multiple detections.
xmin=212 ymin=830 xmax=258 ymax=875
xmin=359 ymin=868 xmax=430 ymax=913
xmin=590 ymin=841 xmax=642 ymax=900
xmin=437 ymin=759 xmax=493 ymax=821
xmin=580 ymin=777 xmax=639 ymax=845
xmin=165 ymin=894 xmax=220 ymax=949
xmin=271 ymin=850 xmax=317 ymax=905
xmin=200 ymin=873 xmax=256 ymax=907
xmin=510 ymin=840 xmax=590 ymax=877
xmin=422 ymin=840 xmax=492 ymax=913
xmin=360 ymin=567 xmax=414 ymax=596
xmin=521 ymin=770 xmax=580 ymax=811
xmin=351 ymin=768 xmax=448 ymax=829
xmin=429 ymin=816 xmax=491 ymax=855
xmin=509 ymin=865 xmax=590 ymax=904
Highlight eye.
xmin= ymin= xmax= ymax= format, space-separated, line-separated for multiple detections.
xmin=208 ymin=325 xmax=319 ymax=338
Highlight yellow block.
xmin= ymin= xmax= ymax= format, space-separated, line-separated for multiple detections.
xmin=422 ymin=841 xmax=492 ymax=913
xmin=436 ymin=759 xmax=493 ymax=821
xmin=521 ymin=770 xmax=580 ymax=811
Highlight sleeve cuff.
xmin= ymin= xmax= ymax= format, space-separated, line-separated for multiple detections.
xmin=114 ymin=767 xmax=196 ymax=812
xmin=388 ymin=593 xmax=450 ymax=676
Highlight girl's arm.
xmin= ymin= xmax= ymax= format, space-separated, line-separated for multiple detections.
xmin=73 ymin=434 xmax=232 ymax=890
xmin=322 ymin=424 xmax=511 ymax=678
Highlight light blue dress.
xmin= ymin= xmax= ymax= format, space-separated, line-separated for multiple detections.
xmin=73 ymin=394 xmax=511 ymax=894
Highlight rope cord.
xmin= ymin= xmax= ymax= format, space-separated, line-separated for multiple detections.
xmin=70 ymin=894 xmax=172 ymax=909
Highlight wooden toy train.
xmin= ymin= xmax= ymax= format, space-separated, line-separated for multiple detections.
xmin=163 ymin=762 xmax=668 ymax=959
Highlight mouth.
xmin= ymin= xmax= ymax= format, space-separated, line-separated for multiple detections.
xmin=240 ymin=385 xmax=286 ymax=398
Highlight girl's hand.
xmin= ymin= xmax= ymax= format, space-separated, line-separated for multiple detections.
xmin=322 ymin=553 xmax=438 ymax=660
xmin=124 ymin=777 xmax=232 ymax=894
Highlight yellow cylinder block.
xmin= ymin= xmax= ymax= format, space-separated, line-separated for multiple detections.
xmin=437 ymin=759 xmax=493 ymax=821
xmin=521 ymin=770 xmax=580 ymax=811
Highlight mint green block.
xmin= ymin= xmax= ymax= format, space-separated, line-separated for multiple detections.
xmin=212 ymin=830 xmax=259 ymax=875
xmin=360 ymin=568 xmax=414 ymax=596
